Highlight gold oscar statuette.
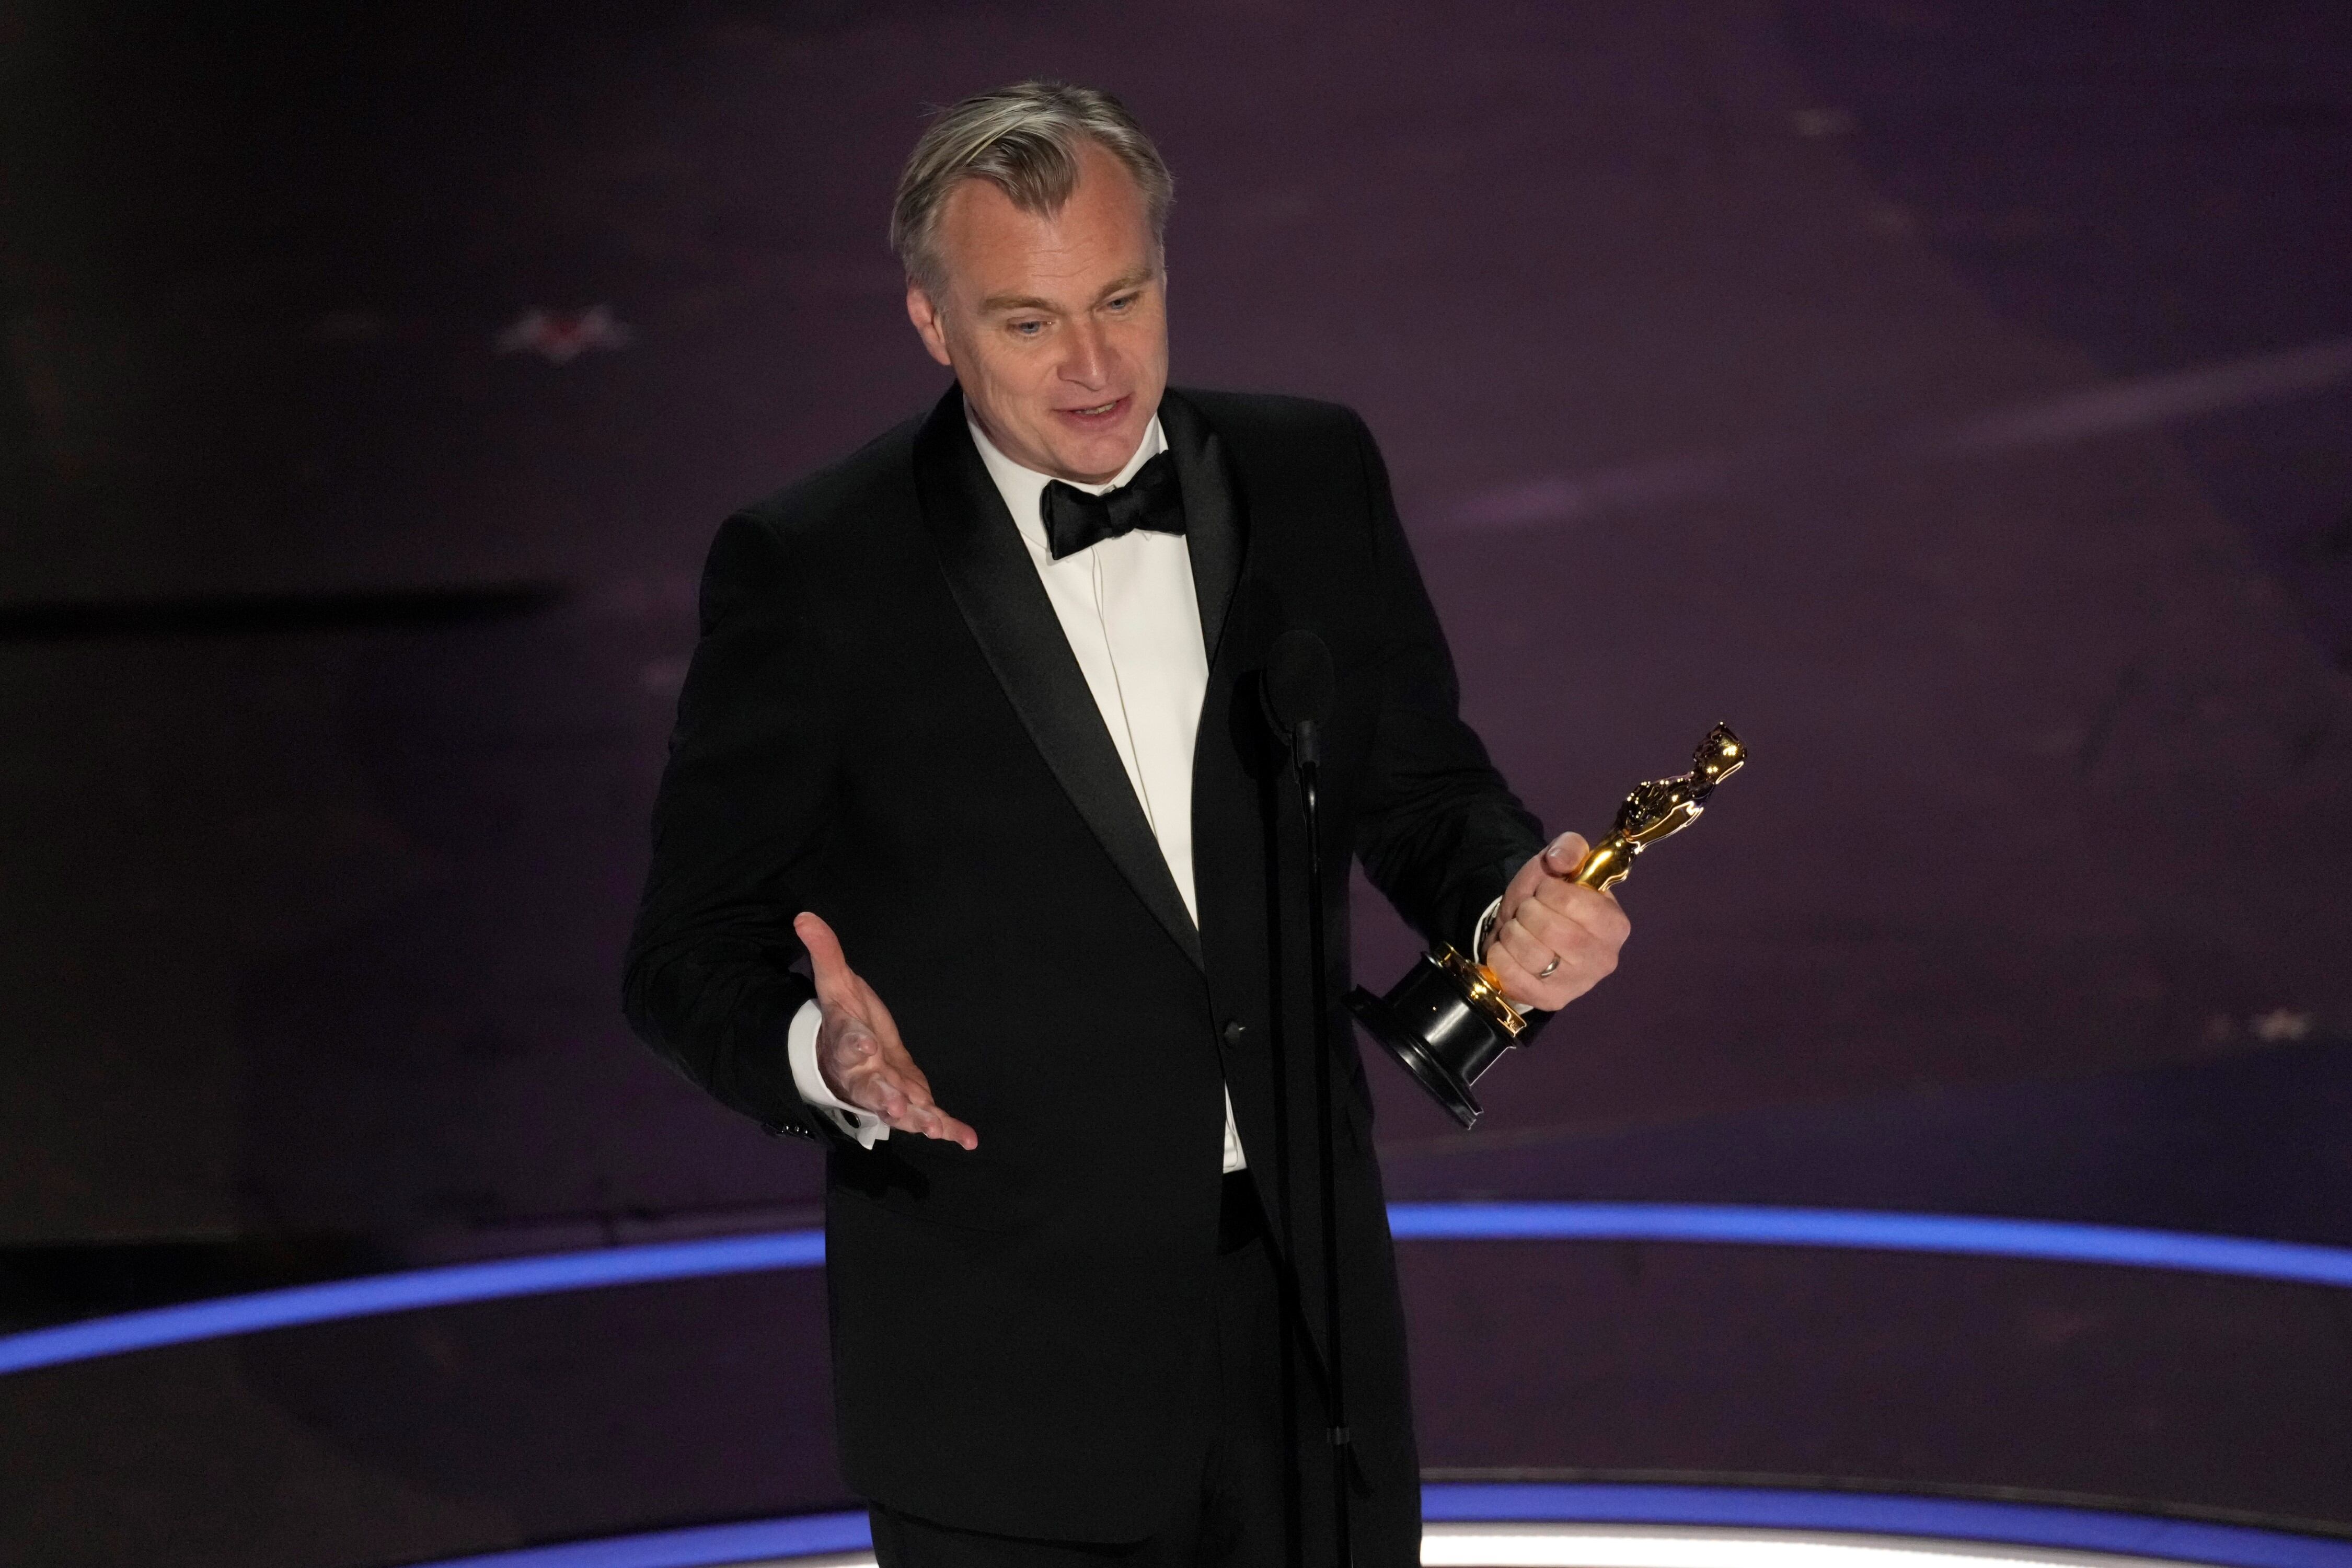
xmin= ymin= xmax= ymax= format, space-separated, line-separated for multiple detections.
xmin=1346 ymin=723 xmax=1746 ymax=1128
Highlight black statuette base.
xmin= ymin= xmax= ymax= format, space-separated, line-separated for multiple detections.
xmin=1347 ymin=952 xmax=1528 ymax=1131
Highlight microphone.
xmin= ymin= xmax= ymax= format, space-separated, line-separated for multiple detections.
xmin=1262 ymin=628 xmax=1334 ymax=768
xmin=1262 ymin=624 xmax=1355 ymax=1565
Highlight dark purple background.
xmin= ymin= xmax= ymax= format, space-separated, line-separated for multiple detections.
xmin=3 ymin=3 xmax=2350 ymax=1563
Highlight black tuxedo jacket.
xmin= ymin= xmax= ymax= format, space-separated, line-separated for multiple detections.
xmin=624 ymin=385 xmax=1544 ymax=1543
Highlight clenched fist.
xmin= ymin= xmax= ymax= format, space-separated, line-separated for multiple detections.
xmin=1481 ymin=833 xmax=1632 ymax=1012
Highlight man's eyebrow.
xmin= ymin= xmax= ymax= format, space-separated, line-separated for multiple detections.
xmin=977 ymin=272 xmax=1158 ymax=316
xmin=978 ymin=292 xmax=1060 ymax=315
xmin=1090 ymin=269 xmax=1156 ymax=302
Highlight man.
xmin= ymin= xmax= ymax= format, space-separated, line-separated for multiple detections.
xmin=624 ymin=82 xmax=1629 ymax=1566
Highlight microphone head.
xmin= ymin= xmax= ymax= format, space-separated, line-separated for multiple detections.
xmin=1263 ymin=629 xmax=1335 ymax=737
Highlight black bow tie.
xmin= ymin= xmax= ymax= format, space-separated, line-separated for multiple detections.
xmin=1040 ymin=451 xmax=1186 ymax=560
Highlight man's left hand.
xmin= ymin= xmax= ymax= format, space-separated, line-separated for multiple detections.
xmin=1482 ymin=832 xmax=1632 ymax=1011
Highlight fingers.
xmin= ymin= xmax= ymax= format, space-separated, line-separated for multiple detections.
xmin=841 ymin=1058 xmax=978 ymax=1149
xmin=1484 ymin=938 xmax=1551 ymax=1011
xmin=1491 ymin=912 xmax=1620 ymax=1009
xmin=1497 ymin=831 xmax=1583 ymax=916
xmin=1491 ymin=909 xmax=1596 ymax=991
xmin=1539 ymin=831 xmax=1590 ymax=878
xmin=816 ymin=994 xmax=976 ymax=1150
xmin=1488 ymin=910 xmax=1555 ymax=978
xmin=1520 ymin=876 xmax=1631 ymax=948
xmin=1488 ymin=886 xmax=1618 ymax=971
xmin=929 ymin=1111 xmax=980 ymax=1150
xmin=1495 ymin=832 xmax=1594 ymax=937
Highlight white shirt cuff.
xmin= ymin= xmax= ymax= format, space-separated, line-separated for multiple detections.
xmin=786 ymin=998 xmax=890 ymax=1148
xmin=1473 ymin=896 xmax=1504 ymax=964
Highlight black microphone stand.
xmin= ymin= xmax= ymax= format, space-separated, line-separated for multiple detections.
xmin=1288 ymin=714 xmax=1353 ymax=1568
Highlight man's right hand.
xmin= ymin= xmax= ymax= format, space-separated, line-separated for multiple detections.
xmin=793 ymin=911 xmax=978 ymax=1150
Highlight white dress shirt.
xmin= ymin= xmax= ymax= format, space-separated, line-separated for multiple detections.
xmin=787 ymin=409 xmax=1250 ymax=1173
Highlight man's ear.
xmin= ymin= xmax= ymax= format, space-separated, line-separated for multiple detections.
xmin=906 ymin=284 xmax=954 ymax=368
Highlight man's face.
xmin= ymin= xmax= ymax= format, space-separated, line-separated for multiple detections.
xmin=906 ymin=142 xmax=1168 ymax=485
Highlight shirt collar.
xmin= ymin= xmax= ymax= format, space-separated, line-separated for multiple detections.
xmin=967 ymin=402 xmax=1169 ymax=561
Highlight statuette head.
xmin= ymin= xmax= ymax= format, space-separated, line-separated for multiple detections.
xmin=1692 ymin=723 xmax=1745 ymax=788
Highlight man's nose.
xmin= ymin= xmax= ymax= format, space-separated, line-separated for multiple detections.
xmin=1058 ymin=320 xmax=1111 ymax=389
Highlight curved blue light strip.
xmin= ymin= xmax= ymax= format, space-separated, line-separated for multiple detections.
xmin=1385 ymin=1203 xmax=2352 ymax=1285
xmin=9 ymin=1203 xmax=2352 ymax=1378
xmin=397 ymin=1486 xmax=2352 ymax=1568
xmin=0 ymin=1229 xmax=824 ymax=1376
xmin=413 ymin=1511 xmax=870 ymax=1568
xmin=1425 ymin=1484 xmax=2352 ymax=1568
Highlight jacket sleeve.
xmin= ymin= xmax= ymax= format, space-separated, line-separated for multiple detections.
xmin=1345 ymin=412 xmax=1551 ymax=969
xmin=622 ymin=511 xmax=843 ymax=1144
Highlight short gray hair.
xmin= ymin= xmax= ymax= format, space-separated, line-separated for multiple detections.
xmin=891 ymin=82 xmax=1174 ymax=298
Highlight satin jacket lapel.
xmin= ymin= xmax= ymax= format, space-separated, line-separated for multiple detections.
xmin=1159 ymin=389 xmax=1244 ymax=662
xmin=1164 ymin=385 xmax=1260 ymax=958
xmin=910 ymin=389 xmax=1205 ymax=972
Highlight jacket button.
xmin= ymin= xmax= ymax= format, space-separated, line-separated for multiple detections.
xmin=1220 ymin=1020 xmax=1249 ymax=1048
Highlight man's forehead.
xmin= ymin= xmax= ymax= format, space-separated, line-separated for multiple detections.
xmin=933 ymin=151 xmax=1155 ymax=304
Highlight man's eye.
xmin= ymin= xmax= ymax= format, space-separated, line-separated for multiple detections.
xmin=1010 ymin=320 xmax=1046 ymax=338
xmin=1105 ymin=295 xmax=1134 ymax=313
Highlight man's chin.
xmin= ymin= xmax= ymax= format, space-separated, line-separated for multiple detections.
xmin=1041 ymin=408 xmax=1153 ymax=482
